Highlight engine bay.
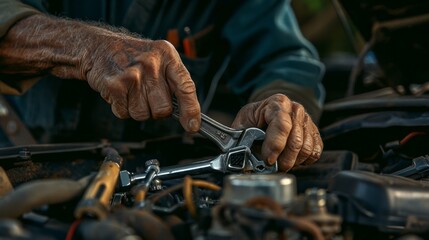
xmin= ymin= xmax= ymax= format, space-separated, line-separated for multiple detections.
xmin=2 ymin=0 xmax=429 ymax=239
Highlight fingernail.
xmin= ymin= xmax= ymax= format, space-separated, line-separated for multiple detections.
xmin=188 ymin=118 xmax=199 ymax=132
xmin=267 ymin=155 xmax=277 ymax=165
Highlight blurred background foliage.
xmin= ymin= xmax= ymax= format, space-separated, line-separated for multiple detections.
xmin=291 ymin=0 xmax=364 ymax=59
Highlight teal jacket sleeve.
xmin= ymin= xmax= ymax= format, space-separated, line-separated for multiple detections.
xmin=222 ymin=0 xmax=325 ymax=118
xmin=0 ymin=0 xmax=41 ymax=95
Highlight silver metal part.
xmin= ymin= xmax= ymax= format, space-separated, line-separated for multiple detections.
xmin=119 ymin=147 xmax=252 ymax=187
xmin=141 ymin=159 xmax=160 ymax=189
xmin=156 ymin=146 xmax=250 ymax=180
xmin=119 ymin=170 xmax=133 ymax=189
xmin=305 ymin=188 xmax=327 ymax=214
xmin=172 ymin=99 xmax=277 ymax=173
xmin=221 ymin=174 xmax=296 ymax=206
xmin=118 ymin=160 xmax=160 ymax=189
xmin=172 ymin=100 xmax=242 ymax=152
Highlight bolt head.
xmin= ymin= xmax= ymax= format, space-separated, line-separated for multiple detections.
xmin=145 ymin=159 xmax=160 ymax=167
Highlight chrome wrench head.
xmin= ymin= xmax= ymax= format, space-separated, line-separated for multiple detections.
xmin=237 ymin=128 xmax=278 ymax=173
xmin=172 ymin=99 xmax=277 ymax=173
xmin=172 ymin=99 xmax=242 ymax=152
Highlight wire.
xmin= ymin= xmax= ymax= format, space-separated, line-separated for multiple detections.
xmin=134 ymin=188 xmax=148 ymax=203
xmin=183 ymin=176 xmax=197 ymax=218
xmin=288 ymin=216 xmax=325 ymax=240
xmin=202 ymin=55 xmax=231 ymax=113
xmin=244 ymin=196 xmax=286 ymax=218
xmin=331 ymin=0 xmax=360 ymax=55
xmin=346 ymin=36 xmax=376 ymax=97
xmin=147 ymin=177 xmax=221 ymax=205
xmin=65 ymin=220 xmax=81 ymax=240
xmin=400 ymin=131 xmax=426 ymax=145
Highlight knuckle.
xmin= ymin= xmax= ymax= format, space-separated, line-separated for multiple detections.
xmin=279 ymin=160 xmax=294 ymax=172
xmin=312 ymin=149 xmax=322 ymax=160
xmin=300 ymin=143 xmax=313 ymax=157
xmin=304 ymin=155 xmax=319 ymax=165
xmin=313 ymin=132 xmax=323 ymax=149
xmin=297 ymin=150 xmax=312 ymax=164
xmin=295 ymin=104 xmax=306 ymax=116
xmin=112 ymin=104 xmax=129 ymax=119
xmin=109 ymin=74 xmax=137 ymax=93
xmin=176 ymin=79 xmax=196 ymax=95
xmin=182 ymin=107 xmax=200 ymax=118
xmin=152 ymin=104 xmax=173 ymax=119
xmin=270 ymin=93 xmax=289 ymax=103
xmin=286 ymin=139 xmax=303 ymax=152
xmin=268 ymin=140 xmax=285 ymax=154
xmin=152 ymin=40 xmax=175 ymax=52
xmin=277 ymin=117 xmax=293 ymax=133
xmin=266 ymin=95 xmax=292 ymax=115
xmin=129 ymin=108 xmax=150 ymax=121
xmin=139 ymin=54 xmax=159 ymax=76
xmin=151 ymin=40 xmax=178 ymax=60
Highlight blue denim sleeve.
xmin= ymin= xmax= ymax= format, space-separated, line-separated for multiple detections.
xmin=222 ymin=0 xmax=325 ymax=104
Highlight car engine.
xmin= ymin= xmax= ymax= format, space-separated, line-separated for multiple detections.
xmin=2 ymin=0 xmax=429 ymax=239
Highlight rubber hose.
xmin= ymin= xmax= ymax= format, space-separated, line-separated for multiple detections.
xmin=111 ymin=209 xmax=175 ymax=240
xmin=0 ymin=177 xmax=89 ymax=219
xmin=77 ymin=219 xmax=141 ymax=240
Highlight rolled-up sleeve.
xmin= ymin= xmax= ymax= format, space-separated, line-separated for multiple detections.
xmin=0 ymin=0 xmax=40 ymax=38
xmin=0 ymin=0 xmax=41 ymax=95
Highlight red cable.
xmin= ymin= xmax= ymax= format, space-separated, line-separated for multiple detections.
xmin=65 ymin=220 xmax=81 ymax=240
xmin=399 ymin=131 xmax=426 ymax=145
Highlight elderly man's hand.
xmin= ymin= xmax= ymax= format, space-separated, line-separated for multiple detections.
xmin=84 ymin=37 xmax=201 ymax=133
xmin=0 ymin=14 xmax=201 ymax=133
xmin=231 ymin=94 xmax=323 ymax=171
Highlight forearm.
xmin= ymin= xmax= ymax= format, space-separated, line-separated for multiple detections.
xmin=0 ymin=14 xmax=146 ymax=81
xmin=1 ymin=14 xmax=93 ymax=80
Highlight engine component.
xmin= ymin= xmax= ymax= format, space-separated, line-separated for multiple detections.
xmin=391 ymin=155 xmax=429 ymax=179
xmin=0 ymin=178 xmax=89 ymax=219
xmin=133 ymin=159 xmax=160 ymax=205
xmin=289 ymin=150 xmax=358 ymax=193
xmin=303 ymin=188 xmax=342 ymax=239
xmin=329 ymin=170 xmax=429 ymax=233
xmin=0 ymin=166 xmax=13 ymax=196
xmin=74 ymin=147 xmax=123 ymax=220
xmin=221 ymin=174 xmax=296 ymax=206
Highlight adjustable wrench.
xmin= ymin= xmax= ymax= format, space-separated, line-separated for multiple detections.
xmin=172 ymin=99 xmax=277 ymax=174
xmin=119 ymin=145 xmax=251 ymax=188
xmin=119 ymin=100 xmax=278 ymax=189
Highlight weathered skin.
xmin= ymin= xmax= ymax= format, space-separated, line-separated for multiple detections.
xmin=232 ymin=94 xmax=323 ymax=171
xmin=0 ymin=14 xmax=323 ymax=172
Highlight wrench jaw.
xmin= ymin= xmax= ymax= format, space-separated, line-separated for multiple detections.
xmin=224 ymin=146 xmax=278 ymax=174
xmin=247 ymin=154 xmax=278 ymax=174
xmin=237 ymin=128 xmax=266 ymax=148
xmin=171 ymin=99 xmax=242 ymax=152
xmin=225 ymin=146 xmax=249 ymax=172
xmin=171 ymin=99 xmax=277 ymax=176
xmin=236 ymin=128 xmax=278 ymax=173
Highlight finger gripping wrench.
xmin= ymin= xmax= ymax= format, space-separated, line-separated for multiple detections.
xmin=172 ymin=99 xmax=277 ymax=174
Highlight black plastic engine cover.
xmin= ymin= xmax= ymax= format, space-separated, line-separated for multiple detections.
xmin=329 ymin=171 xmax=429 ymax=233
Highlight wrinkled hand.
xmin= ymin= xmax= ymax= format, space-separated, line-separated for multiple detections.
xmin=84 ymin=36 xmax=201 ymax=133
xmin=231 ymin=94 xmax=323 ymax=172
xmin=0 ymin=14 xmax=201 ymax=132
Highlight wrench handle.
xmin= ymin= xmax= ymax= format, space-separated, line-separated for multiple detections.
xmin=156 ymin=157 xmax=221 ymax=180
xmin=172 ymin=99 xmax=242 ymax=152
